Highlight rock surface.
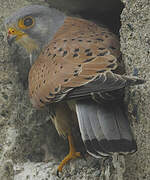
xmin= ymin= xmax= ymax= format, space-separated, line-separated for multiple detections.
xmin=120 ymin=0 xmax=150 ymax=179
xmin=0 ymin=0 xmax=149 ymax=179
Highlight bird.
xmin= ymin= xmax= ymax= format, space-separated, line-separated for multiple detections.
xmin=5 ymin=5 xmax=144 ymax=175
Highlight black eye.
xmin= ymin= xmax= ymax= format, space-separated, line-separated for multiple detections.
xmin=24 ymin=17 xmax=33 ymax=27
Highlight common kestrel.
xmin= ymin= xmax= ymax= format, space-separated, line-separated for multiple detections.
xmin=5 ymin=5 xmax=144 ymax=175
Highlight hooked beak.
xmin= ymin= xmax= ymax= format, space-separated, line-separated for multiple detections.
xmin=7 ymin=34 xmax=17 ymax=46
xmin=6 ymin=27 xmax=38 ymax=53
xmin=6 ymin=27 xmax=26 ymax=46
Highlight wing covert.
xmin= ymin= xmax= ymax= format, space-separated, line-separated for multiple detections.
xmin=28 ymin=17 xmax=121 ymax=108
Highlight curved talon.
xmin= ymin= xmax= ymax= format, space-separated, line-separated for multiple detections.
xmin=57 ymin=151 xmax=81 ymax=175
xmin=57 ymin=135 xmax=81 ymax=175
xmin=56 ymin=169 xmax=60 ymax=177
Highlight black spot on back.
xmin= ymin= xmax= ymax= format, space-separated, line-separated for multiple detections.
xmin=74 ymin=70 xmax=78 ymax=73
xmin=97 ymin=51 xmax=108 ymax=56
xmin=86 ymin=52 xmax=93 ymax=56
xmin=109 ymin=59 xmax=115 ymax=63
xmin=107 ymin=64 xmax=116 ymax=68
xmin=85 ymin=49 xmax=91 ymax=53
xmin=96 ymin=38 xmax=103 ymax=41
xmin=83 ymin=57 xmax=95 ymax=63
xmin=40 ymin=99 xmax=44 ymax=104
xmin=52 ymin=54 xmax=56 ymax=59
xmin=99 ymin=47 xmax=105 ymax=50
xmin=73 ymin=53 xmax=78 ymax=58
xmin=74 ymin=48 xmax=79 ymax=52
xmin=58 ymin=48 xmax=63 ymax=51
xmin=64 ymin=79 xmax=68 ymax=82
xmin=63 ymin=51 xmax=67 ymax=57
xmin=74 ymin=73 xmax=78 ymax=76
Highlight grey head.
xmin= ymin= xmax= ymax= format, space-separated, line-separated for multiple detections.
xmin=5 ymin=5 xmax=66 ymax=62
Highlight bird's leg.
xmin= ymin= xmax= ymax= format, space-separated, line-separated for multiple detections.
xmin=57 ymin=134 xmax=81 ymax=175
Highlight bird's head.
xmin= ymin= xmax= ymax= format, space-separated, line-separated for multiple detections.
xmin=5 ymin=5 xmax=66 ymax=55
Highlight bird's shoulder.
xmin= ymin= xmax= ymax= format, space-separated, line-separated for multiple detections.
xmin=28 ymin=17 xmax=122 ymax=108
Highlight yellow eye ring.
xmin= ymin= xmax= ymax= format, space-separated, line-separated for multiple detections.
xmin=18 ymin=16 xmax=34 ymax=29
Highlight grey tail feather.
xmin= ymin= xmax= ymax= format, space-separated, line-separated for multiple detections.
xmin=76 ymin=99 xmax=137 ymax=158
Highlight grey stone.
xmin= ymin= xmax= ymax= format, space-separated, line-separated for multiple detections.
xmin=120 ymin=0 xmax=150 ymax=180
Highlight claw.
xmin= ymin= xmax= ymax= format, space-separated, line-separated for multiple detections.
xmin=56 ymin=169 xmax=60 ymax=177
xmin=57 ymin=135 xmax=81 ymax=175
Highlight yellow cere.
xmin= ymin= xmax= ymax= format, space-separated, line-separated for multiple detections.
xmin=8 ymin=27 xmax=26 ymax=40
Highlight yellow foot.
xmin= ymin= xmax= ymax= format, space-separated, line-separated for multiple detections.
xmin=57 ymin=135 xmax=81 ymax=176
xmin=57 ymin=151 xmax=81 ymax=176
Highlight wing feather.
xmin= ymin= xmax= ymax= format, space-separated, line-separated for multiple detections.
xmin=29 ymin=17 xmax=122 ymax=108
